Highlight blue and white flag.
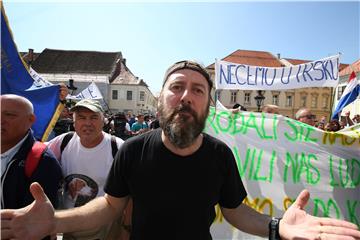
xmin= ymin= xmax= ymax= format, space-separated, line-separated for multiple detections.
xmin=331 ymin=71 xmax=360 ymax=120
xmin=1 ymin=4 xmax=63 ymax=141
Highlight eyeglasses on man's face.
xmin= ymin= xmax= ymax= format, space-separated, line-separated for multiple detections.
xmin=299 ymin=114 xmax=316 ymax=120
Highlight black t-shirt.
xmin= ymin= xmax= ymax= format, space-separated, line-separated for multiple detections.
xmin=105 ymin=129 xmax=247 ymax=240
xmin=149 ymin=119 xmax=160 ymax=129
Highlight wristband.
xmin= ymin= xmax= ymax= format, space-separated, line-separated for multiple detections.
xmin=268 ymin=217 xmax=281 ymax=240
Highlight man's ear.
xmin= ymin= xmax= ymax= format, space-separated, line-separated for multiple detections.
xmin=30 ymin=114 xmax=36 ymax=125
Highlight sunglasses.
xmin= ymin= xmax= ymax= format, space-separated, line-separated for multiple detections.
xmin=299 ymin=114 xmax=316 ymax=120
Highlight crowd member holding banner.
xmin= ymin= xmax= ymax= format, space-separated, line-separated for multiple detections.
xmin=342 ymin=111 xmax=355 ymax=127
xmin=295 ymin=107 xmax=316 ymax=126
xmin=1 ymin=94 xmax=62 ymax=210
xmin=1 ymin=60 xmax=360 ymax=240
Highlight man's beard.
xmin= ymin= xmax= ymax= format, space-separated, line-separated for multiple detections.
xmin=158 ymin=100 xmax=208 ymax=149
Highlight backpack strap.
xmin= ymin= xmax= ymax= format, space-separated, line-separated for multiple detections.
xmin=25 ymin=141 xmax=47 ymax=178
xmin=110 ymin=135 xmax=118 ymax=158
xmin=60 ymin=132 xmax=74 ymax=154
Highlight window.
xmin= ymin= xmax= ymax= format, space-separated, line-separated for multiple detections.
xmin=286 ymin=96 xmax=293 ymax=107
xmin=230 ymin=91 xmax=237 ymax=103
xmin=337 ymin=86 xmax=346 ymax=100
xmin=300 ymin=96 xmax=307 ymax=107
xmin=140 ymin=91 xmax=145 ymax=101
xmin=272 ymin=95 xmax=279 ymax=105
xmin=112 ymin=90 xmax=118 ymax=100
xmin=322 ymin=96 xmax=329 ymax=108
xmin=127 ymin=91 xmax=132 ymax=100
xmin=244 ymin=93 xmax=251 ymax=104
xmin=311 ymin=95 xmax=318 ymax=108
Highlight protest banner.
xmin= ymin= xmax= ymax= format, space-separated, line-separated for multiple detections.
xmin=205 ymin=106 xmax=360 ymax=239
xmin=215 ymin=55 xmax=340 ymax=90
xmin=66 ymin=82 xmax=103 ymax=100
xmin=27 ymin=67 xmax=53 ymax=90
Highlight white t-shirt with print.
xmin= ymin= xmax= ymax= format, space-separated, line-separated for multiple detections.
xmin=47 ymin=132 xmax=123 ymax=209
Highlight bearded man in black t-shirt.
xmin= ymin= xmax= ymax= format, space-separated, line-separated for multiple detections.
xmin=3 ymin=61 xmax=360 ymax=240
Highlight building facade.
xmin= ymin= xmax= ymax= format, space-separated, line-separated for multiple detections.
xmin=29 ymin=48 xmax=157 ymax=115
xmin=109 ymin=59 xmax=157 ymax=115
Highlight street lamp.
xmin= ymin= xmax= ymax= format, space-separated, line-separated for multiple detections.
xmin=67 ymin=79 xmax=78 ymax=94
xmin=66 ymin=79 xmax=78 ymax=107
xmin=254 ymin=90 xmax=265 ymax=112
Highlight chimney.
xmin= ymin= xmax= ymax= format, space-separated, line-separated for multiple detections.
xmin=277 ymin=53 xmax=281 ymax=59
xmin=122 ymin=58 xmax=126 ymax=66
xmin=116 ymin=58 xmax=121 ymax=71
xmin=28 ymin=48 xmax=34 ymax=65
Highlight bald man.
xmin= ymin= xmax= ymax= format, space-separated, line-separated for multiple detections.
xmin=1 ymin=94 xmax=62 ymax=209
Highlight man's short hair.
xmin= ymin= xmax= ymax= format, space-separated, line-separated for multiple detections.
xmin=232 ymin=103 xmax=247 ymax=111
xmin=295 ymin=108 xmax=314 ymax=120
xmin=262 ymin=104 xmax=279 ymax=114
xmin=163 ymin=60 xmax=213 ymax=91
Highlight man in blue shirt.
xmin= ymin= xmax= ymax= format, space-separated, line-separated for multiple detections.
xmin=130 ymin=114 xmax=148 ymax=136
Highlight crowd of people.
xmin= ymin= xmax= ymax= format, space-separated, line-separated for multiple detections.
xmin=295 ymin=108 xmax=358 ymax=131
xmin=53 ymin=106 xmax=160 ymax=143
xmin=231 ymin=103 xmax=359 ymax=132
xmin=1 ymin=60 xmax=360 ymax=240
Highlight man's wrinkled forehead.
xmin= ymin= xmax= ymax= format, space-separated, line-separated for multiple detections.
xmin=164 ymin=70 xmax=209 ymax=90
xmin=162 ymin=60 xmax=213 ymax=90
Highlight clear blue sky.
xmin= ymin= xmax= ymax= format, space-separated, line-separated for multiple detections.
xmin=3 ymin=1 xmax=359 ymax=94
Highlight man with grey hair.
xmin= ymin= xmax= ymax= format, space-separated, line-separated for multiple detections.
xmin=46 ymin=99 xmax=124 ymax=240
xmin=261 ymin=104 xmax=279 ymax=114
xmin=1 ymin=94 xmax=62 ymax=209
xmin=1 ymin=62 xmax=360 ymax=240
xmin=295 ymin=107 xmax=316 ymax=126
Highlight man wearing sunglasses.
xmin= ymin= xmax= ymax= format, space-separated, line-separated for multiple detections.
xmin=295 ymin=108 xmax=316 ymax=126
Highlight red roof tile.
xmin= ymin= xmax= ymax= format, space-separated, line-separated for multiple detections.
xmin=207 ymin=49 xmax=283 ymax=69
xmin=284 ymin=58 xmax=311 ymax=65
xmin=340 ymin=59 xmax=360 ymax=76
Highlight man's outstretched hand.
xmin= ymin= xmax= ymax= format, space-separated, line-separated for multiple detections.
xmin=280 ymin=190 xmax=360 ymax=240
xmin=1 ymin=183 xmax=55 ymax=240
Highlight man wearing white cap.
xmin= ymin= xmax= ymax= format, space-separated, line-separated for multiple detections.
xmin=46 ymin=99 xmax=124 ymax=240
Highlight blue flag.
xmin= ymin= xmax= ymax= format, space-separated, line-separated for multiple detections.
xmin=1 ymin=5 xmax=62 ymax=141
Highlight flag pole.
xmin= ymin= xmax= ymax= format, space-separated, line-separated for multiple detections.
xmin=329 ymin=86 xmax=337 ymax=122
xmin=328 ymin=52 xmax=342 ymax=121
xmin=102 ymin=99 xmax=113 ymax=115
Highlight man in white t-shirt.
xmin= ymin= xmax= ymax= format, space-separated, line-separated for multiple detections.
xmin=47 ymin=99 xmax=124 ymax=240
